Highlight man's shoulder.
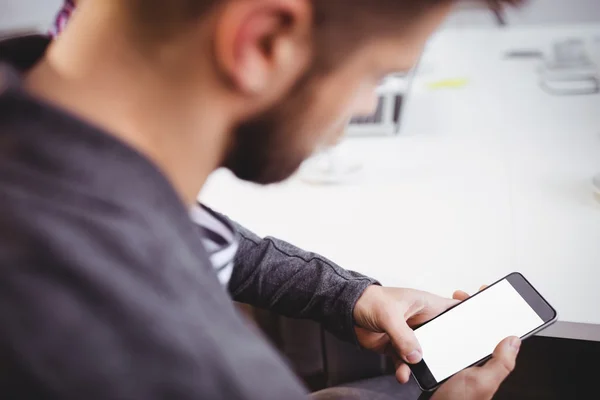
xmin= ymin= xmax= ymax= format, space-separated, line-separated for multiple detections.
xmin=0 ymin=165 xmax=216 ymax=294
xmin=0 ymin=181 xmax=142 ymax=268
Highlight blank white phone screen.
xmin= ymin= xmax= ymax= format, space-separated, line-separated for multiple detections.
xmin=414 ymin=280 xmax=543 ymax=383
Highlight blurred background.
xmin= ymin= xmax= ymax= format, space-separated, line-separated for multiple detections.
xmin=1 ymin=0 xmax=600 ymax=34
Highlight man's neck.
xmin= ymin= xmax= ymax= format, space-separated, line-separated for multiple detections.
xmin=24 ymin=1 xmax=231 ymax=206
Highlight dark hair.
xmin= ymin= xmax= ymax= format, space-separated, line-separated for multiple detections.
xmin=127 ymin=0 xmax=517 ymax=35
xmin=127 ymin=0 xmax=518 ymax=68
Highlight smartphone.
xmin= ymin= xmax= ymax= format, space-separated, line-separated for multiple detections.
xmin=410 ymin=272 xmax=557 ymax=391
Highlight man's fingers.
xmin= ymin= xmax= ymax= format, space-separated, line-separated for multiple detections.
xmin=393 ymin=357 xmax=411 ymax=384
xmin=389 ymin=347 xmax=412 ymax=384
xmin=385 ymin=316 xmax=423 ymax=364
xmin=471 ymin=337 xmax=520 ymax=397
xmin=453 ymin=285 xmax=489 ymax=301
xmin=452 ymin=290 xmax=470 ymax=301
xmin=482 ymin=336 xmax=520 ymax=380
xmin=397 ymin=364 xmax=411 ymax=384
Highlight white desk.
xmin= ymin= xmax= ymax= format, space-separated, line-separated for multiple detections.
xmin=201 ymin=25 xmax=600 ymax=341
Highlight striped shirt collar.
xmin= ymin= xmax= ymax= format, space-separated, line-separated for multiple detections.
xmin=190 ymin=204 xmax=238 ymax=286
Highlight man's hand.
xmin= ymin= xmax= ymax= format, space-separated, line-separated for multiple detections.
xmin=353 ymin=286 xmax=460 ymax=383
xmin=353 ymin=285 xmax=489 ymax=384
xmin=432 ymin=336 xmax=520 ymax=400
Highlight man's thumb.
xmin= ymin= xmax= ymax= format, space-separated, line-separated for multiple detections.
xmin=474 ymin=336 xmax=520 ymax=396
xmin=385 ymin=317 xmax=423 ymax=364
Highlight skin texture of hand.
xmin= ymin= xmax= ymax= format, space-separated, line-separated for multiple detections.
xmin=353 ymin=286 xmax=460 ymax=383
xmin=431 ymin=336 xmax=521 ymax=400
xmin=353 ymin=285 xmax=489 ymax=384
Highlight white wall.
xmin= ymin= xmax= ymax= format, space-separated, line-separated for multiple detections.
xmin=507 ymin=0 xmax=600 ymax=25
xmin=444 ymin=0 xmax=600 ymax=28
xmin=0 ymin=0 xmax=62 ymax=33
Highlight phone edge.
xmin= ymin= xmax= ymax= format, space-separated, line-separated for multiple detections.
xmin=411 ymin=273 xmax=559 ymax=392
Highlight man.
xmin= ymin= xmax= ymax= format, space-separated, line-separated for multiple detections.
xmin=0 ymin=0 xmax=521 ymax=399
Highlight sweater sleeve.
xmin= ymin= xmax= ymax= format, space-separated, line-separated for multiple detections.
xmin=226 ymin=218 xmax=379 ymax=344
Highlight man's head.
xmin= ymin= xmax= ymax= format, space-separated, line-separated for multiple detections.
xmin=65 ymin=0 xmax=517 ymax=186
xmin=220 ymin=1 xmax=456 ymax=183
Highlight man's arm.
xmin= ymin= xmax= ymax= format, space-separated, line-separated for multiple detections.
xmin=225 ymin=218 xmax=379 ymax=344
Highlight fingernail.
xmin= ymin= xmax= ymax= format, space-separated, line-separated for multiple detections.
xmin=510 ymin=337 xmax=521 ymax=352
xmin=406 ymin=350 xmax=422 ymax=364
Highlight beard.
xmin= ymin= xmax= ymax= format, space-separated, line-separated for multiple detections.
xmin=222 ymin=74 xmax=317 ymax=185
xmin=222 ymin=113 xmax=307 ymax=184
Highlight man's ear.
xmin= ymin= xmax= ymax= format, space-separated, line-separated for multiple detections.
xmin=213 ymin=0 xmax=312 ymax=102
